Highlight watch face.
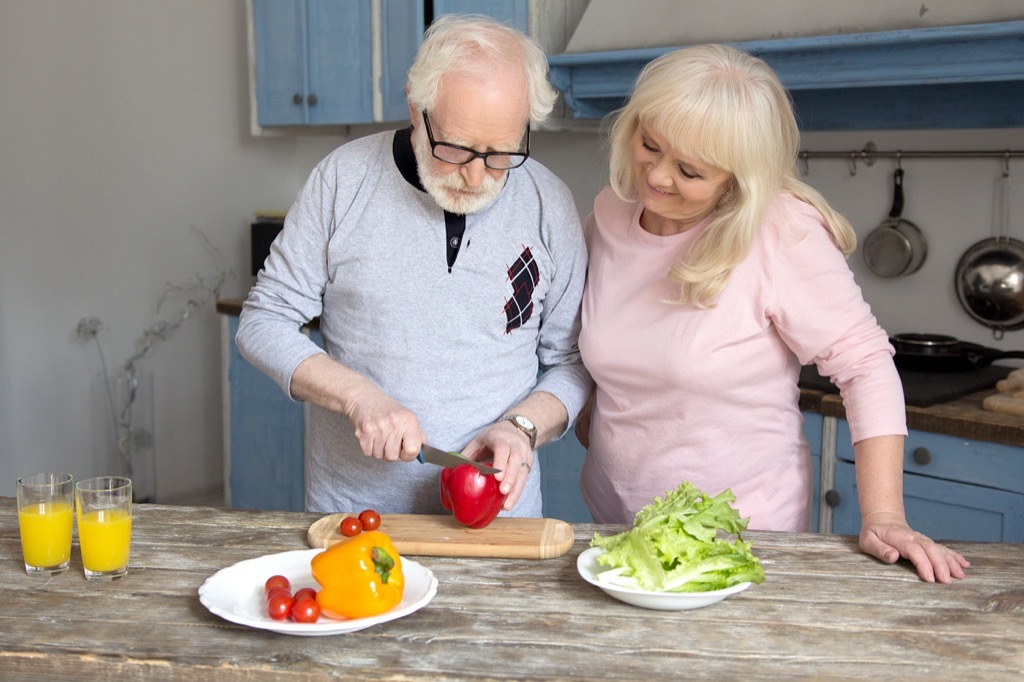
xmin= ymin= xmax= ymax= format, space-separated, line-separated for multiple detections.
xmin=514 ymin=415 xmax=535 ymax=431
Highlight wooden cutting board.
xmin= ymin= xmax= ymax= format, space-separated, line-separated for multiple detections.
xmin=307 ymin=513 xmax=574 ymax=559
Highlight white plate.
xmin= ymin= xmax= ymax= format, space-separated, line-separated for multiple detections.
xmin=198 ymin=548 xmax=437 ymax=636
xmin=577 ymin=547 xmax=751 ymax=611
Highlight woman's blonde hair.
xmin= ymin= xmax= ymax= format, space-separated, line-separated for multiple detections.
xmin=406 ymin=14 xmax=557 ymax=126
xmin=607 ymin=44 xmax=855 ymax=307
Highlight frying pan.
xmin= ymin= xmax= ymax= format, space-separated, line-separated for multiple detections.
xmin=863 ymin=169 xmax=927 ymax=278
xmin=891 ymin=333 xmax=1024 ymax=372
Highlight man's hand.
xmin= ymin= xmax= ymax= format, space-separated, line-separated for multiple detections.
xmin=461 ymin=419 xmax=535 ymax=510
xmin=344 ymin=383 xmax=426 ymax=461
xmin=291 ymin=353 xmax=425 ymax=461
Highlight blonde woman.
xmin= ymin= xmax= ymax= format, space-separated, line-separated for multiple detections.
xmin=576 ymin=44 xmax=968 ymax=583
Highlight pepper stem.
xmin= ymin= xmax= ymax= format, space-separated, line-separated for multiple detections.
xmin=371 ymin=547 xmax=395 ymax=583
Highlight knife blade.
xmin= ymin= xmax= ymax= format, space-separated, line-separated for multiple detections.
xmin=417 ymin=444 xmax=502 ymax=474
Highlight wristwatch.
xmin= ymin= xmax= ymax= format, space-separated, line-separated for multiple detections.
xmin=499 ymin=414 xmax=537 ymax=449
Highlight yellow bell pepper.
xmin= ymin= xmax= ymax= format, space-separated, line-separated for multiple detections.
xmin=311 ymin=530 xmax=405 ymax=619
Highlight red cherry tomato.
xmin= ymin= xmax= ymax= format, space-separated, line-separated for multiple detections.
xmin=358 ymin=509 xmax=381 ymax=531
xmin=265 ymin=575 xmax=290 ymax=595
xmin=267 ymin=593 xmax=295 ymax=621
xmin=291 ymin=597 xmax=321 ymax=623
xmin=293 ymin=587 xmax=317 ymax=603
xmin=340 ymin=516 xmax=362 ymax=537
xmin=266 ymin=586 xmax=291 ymax=603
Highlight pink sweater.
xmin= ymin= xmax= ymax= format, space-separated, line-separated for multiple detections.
xmin=579 ymin=188 xmax=907 ymax=530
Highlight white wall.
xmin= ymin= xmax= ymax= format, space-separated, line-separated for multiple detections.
xmin=2 ymin=1 xmax=1021 ymax=502
xmin=0 ymin=0 xmax=346 ymax=500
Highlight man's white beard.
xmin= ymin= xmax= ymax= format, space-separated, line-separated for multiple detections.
xmin=413 ymin=126 xmax=506 ymax=215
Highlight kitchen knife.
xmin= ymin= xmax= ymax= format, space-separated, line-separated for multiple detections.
xmin=417 ymin=444 xmax=501 ymax=474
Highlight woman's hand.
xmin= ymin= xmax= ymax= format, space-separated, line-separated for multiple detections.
xmin=859 ymin=511 xmax=971 ymax=583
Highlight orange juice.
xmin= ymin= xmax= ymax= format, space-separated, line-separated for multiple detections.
xmin=18 ymin=501 xmax=73 ymax=568
xmin=78 ymin=508 xmax=132 ymax=572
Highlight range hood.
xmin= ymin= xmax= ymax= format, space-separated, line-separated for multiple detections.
xmin=548 ymin=20 xmax=1024 ymax=130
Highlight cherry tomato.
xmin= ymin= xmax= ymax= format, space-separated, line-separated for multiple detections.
xmin=291 ymin=597 xmax=321 ymax=623
xmin=267 ymin=593 xmax=295 ymax=621
xmin=265 ymin=575 xmax=290 ymax=595
xmin=293 ymin=587 xmax=317 ymax=603
xmin=266 ymin=586 xmax=291 ymax=603
xmin=340 ymin=516 xmax=362 ymax=537
xmin=358 ymin=509 xmax=381 ymax=531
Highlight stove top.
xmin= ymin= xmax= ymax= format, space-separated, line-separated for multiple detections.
xmin=798 ymin=364 xmax=1012 ymax=408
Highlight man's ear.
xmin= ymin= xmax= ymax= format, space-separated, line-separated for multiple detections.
xmin=407 ymin=88 xmax=417 ymax=127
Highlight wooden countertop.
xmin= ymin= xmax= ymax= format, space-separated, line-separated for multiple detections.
xmin=805 ymin=389 xmax=1024 ymax=448
xmin=216 ymin=298 xmax=246 ymax=316
xmin=3 ymin=499 xmax=1021 ymax=681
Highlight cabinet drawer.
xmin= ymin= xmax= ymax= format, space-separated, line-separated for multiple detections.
xmin=831 ymin=461 xmax=1024 ymax=542
xmin=835 ymin=421 xmax=1024 ymax=495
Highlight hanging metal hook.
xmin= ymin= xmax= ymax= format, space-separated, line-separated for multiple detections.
xmin=800 ymin=154 xmax=810 ymax=177
xmin=895 ymin=151 xmax=903 ymax=171
xmin=848 ymin=153 xmax=858 ymax=176
xmin=1005 ymin=151 xmax=1012 ymax=177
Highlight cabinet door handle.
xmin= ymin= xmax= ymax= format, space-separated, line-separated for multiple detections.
xmin=292 ymin=93 xmax=303 ymax=105
xmin=825 ymin=490 xmax=841 ymax=507
xmin=307 ymin=93 xmax=318 ymax=106
xmin=912 ymin=447 xmax=932 ymax=465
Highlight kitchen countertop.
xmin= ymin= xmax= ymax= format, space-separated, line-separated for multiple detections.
xmin=2 ymin=499 xmax=1021 ymax=680
xmin=800 ymin=387 xmax=1024 ymax=448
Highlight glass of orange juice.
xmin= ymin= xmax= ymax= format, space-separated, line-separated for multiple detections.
xmin=75 ymin=476 xmax=132 ymax=581
xmin=17 ymin=472 xmax=75 ymax=576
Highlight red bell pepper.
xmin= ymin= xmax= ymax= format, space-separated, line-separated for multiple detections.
xmin=439 ymin=463 xmax=506 ymax=529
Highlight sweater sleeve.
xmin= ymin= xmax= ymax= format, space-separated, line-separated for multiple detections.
xmin=766 ymin=195 xmax=907 ymax=443
xmin=235 ymin=161 xmax=337 ymax=399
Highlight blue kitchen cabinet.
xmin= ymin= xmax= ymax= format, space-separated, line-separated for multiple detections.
xmin=250 ymin=0 xmax=530 ymax=127
xmin=378 ymin=0 xmax=426 ymax=122
xmin=223 ymin=314 xmax=317 ymax=511
xmin=251 ymin=0 xmax=374 ymax=125
xmin=828 ymin=421 xmax=1024 ymax=542
xmin=433 ymin=0 xmax=527 ymax=30
xmin=538 ymin=432 xmax=590 ymax=523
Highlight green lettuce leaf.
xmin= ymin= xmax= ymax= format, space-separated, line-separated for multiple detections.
xmin=590 ymin=481 xmax=765 ymax=592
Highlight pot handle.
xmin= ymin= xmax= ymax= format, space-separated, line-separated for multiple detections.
xmin=888 ymin=169 xmax=904 ymax=219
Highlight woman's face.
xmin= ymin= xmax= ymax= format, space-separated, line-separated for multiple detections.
xmin=630 ymin=125 xmax=733 ymax=234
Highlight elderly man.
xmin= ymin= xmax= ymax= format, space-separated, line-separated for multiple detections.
xmin=236 ymin=15 xmax=590 ymax=515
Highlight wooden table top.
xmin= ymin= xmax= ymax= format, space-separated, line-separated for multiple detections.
xmin=7 ymin=500 xmax=1019 ymax=680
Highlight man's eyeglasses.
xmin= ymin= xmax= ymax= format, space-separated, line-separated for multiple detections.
xmin=422 ymin=111 xmax=530 ymax=170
